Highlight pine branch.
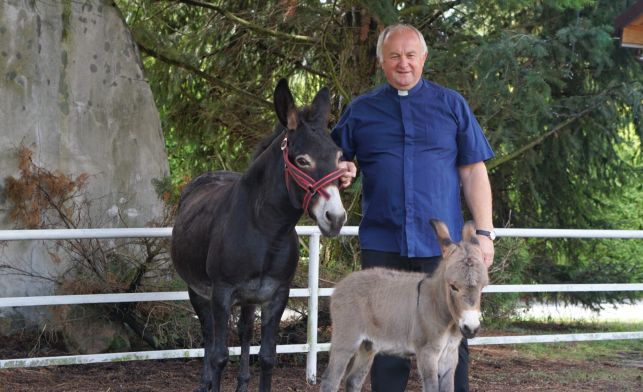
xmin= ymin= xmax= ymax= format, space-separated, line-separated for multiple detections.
xmin=176 ymin=0 xmax=319 ymax=44
xmin=254 ymin=41 xmax=328 ymax=78
xmin=399 ymin=0 xmax=462 ymax=25
xmin=136 ymin=41 xmax=272 ymax=109
xmin=320 ymin=1 xmax=350 ymax=102
xmin=488 ymin=98 xmax=607 ymax=170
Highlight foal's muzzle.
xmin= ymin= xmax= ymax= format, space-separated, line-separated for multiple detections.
xmin=459 ymin=310 xmax=481 ymax=339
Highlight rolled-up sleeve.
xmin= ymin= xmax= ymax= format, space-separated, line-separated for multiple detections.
xmin=453 ymin=93 xmax=494 ymax=166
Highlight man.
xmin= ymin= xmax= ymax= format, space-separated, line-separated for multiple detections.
xmin=333 ymin=24 xmax=495 ymax=392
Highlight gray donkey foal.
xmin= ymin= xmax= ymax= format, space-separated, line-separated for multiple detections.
xmin=321 ymin=220 xmax=489 ymax=392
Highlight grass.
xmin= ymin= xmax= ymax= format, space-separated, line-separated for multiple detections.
xmin=469 ymin=318 xmax=643 ymax=391
xmin=516 ymin=337 xmax=643 ymax=362
xmin=488 ymin=318 xmax=643 ymax=365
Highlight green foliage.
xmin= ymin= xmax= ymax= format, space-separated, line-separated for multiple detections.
xmin=115 ymin=0 xmax=642 ymax=312
xmin=500 ymin=319 xmax=643 ymax=361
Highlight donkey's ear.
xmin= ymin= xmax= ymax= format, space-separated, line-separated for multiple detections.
xmin=274 ymin=79 xmax=298 ymax=130
xmin=307 ymin=87 xmax=331 ymax=128
xmin=430 ymin=219 xmax=454 ymax=255
xmin=462 ymin=221 xmax=479 ymax=245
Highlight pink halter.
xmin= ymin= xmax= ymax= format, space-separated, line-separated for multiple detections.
xmin=281 ymin=137 xmax=346 ymax=212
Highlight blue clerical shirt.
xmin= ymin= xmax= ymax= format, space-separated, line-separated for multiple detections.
xmin=332 ymin=79 xmax=494 ymax=257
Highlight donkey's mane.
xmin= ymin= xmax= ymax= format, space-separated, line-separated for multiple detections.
xmin=251 ymin=124 xmax=285 ymax=161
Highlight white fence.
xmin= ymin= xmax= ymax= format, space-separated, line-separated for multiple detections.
xmin=1 ymin=226 xmax=642 ymax=383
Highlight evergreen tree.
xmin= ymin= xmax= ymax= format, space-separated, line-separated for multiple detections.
xmin=117 ymin=0 xmax=642 ymax=307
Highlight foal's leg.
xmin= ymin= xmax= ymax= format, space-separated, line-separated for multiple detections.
xmin=257 ymin=286 xmax=290 ymax=392
xmin=344 ymin=342 xmax=376 ymax=392
xmin=188 ymin=288 xmax=214 ymax=392
xmin=437 ymin=345 xmax=459 ymax=392
xmin=320 ymin=346 xmax=355 ymax=392
xmin=236 ymin=304 xmax=256 ymax=392
xmin=209 ymin=287 xmax=234 ymax=392
xmin=320 ymin=329 xmax=362 ymax=392
xmin=416 ymin=347 xmax=440 ymax=391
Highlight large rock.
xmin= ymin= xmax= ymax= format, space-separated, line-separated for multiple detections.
xmin=59 ymin=305 xmax=132 ymax=355
xmin=0 ymin=0 xmax=169 ymax=331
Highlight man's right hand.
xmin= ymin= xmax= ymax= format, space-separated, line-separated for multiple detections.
xmin=338 ymin=161 xmax=357 ymax=189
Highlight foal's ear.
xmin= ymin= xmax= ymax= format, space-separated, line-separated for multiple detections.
xmin=430 ymin=219 xmax=454 ymax=255
xmin=462 ymin=221 xmax=479 ymax=245
xmin=274 ymin=79 xmax=298 ymax=130
xmin=307 ymin=87 xmax=331 ymax=128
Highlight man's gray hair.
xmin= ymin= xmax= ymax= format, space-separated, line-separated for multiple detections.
xmin=376 ymin=24 xmax=428 ymax=63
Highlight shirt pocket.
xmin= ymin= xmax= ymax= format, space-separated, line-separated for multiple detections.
xmin=422 ymin=121 xmax=457 ymax=155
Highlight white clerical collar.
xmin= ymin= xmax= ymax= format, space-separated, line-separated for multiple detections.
xmin=398 ymin=89 xmax=409 ymax=96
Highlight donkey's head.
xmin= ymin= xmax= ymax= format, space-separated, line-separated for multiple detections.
xmin=274 ymin=79 xmax=347 ymax=237
xmin=430 ymin=219 xmax=489 ymax=339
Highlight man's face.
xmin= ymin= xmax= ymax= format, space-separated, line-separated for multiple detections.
xmin=380 ymin=29 xmax=427 ymax=91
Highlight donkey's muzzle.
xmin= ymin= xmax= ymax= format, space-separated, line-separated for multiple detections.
xmin=312 ymin=186 xmax=346 ymax=237
xmin=459 ymin=310 xmax=481 ymax=339
xmin=321 ymin=209 xmax=347 ymax=237
xmin=460 ymin=324 xmax=480 ymax=339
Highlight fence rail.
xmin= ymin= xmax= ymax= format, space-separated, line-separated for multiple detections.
xmin=1 ymin=226 xmax=642 ymax=383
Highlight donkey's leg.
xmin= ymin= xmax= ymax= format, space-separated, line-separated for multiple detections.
xmin=320 ymin=345 xmax=356 ymax=392
xmin=257 ymin=286 xmax=290 ymax=392
xmin=209 ymin=287 xmax=234 ymax=392
xmin=236 ymin=304 xmax=256 ymax=392
xmin=344 ymin=342 xmax=376 ymax=392
xmin=437 ymin=345 xmax=459 ymax=392
xmin=188 ymin=287 xmax=214 ymax=392
xmin=320 ymin=328 xmax=363 ymax=392
xmin=416 ymin=347 xmax=440 ymax=392
xmin=438 ymin=367 xmax=455 ymax=392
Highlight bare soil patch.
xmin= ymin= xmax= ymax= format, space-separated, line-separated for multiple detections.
xmin=1 ymin=332 xmax=641 ymax=391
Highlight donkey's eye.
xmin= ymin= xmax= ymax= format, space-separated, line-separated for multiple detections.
xmin=295 ymin=156 xmax=311 ymax=168
xmin=449 ymin=284 xmax=459 ymax=292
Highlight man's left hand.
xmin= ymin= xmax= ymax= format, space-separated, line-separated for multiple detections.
xmin=477 ymin=235 xmax=495 ymax=268
xmin=337 ymin=161 xmax=357 ymax=189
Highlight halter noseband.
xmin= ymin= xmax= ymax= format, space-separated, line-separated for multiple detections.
xmin=281 ymin=136 xmax=346 ymax=212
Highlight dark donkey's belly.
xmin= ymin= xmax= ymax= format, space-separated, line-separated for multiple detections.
xmin=186 ymin=276 xmax=287 ymax=305
xmin=232 ymin=276 xmax=287 ymax=305
xmin=172 ymin=170 xmax=297 ymax=305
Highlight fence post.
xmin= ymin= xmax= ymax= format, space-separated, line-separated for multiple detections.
xmin=306 ymin=232 xmax=321 ymax=384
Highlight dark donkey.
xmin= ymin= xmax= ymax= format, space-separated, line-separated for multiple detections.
xmin=171 ymin=79 xmax=347 ymax=392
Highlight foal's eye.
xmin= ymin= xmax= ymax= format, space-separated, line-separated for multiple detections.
xmin=449 ymin=284 xmax=459 ymax=292
xmin=295 ymin=156 xmax=311 ymax=168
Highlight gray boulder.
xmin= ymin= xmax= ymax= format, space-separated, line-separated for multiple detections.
xmin=0 ymin=0 xmax=169 ymax=334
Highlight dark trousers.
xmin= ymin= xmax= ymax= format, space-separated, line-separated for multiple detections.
xmin=361 ymin=249 xmax=470 ymax=392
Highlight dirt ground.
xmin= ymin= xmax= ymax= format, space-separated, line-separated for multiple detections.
xmin=1 ymin=334 xmax=641 ymax=391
